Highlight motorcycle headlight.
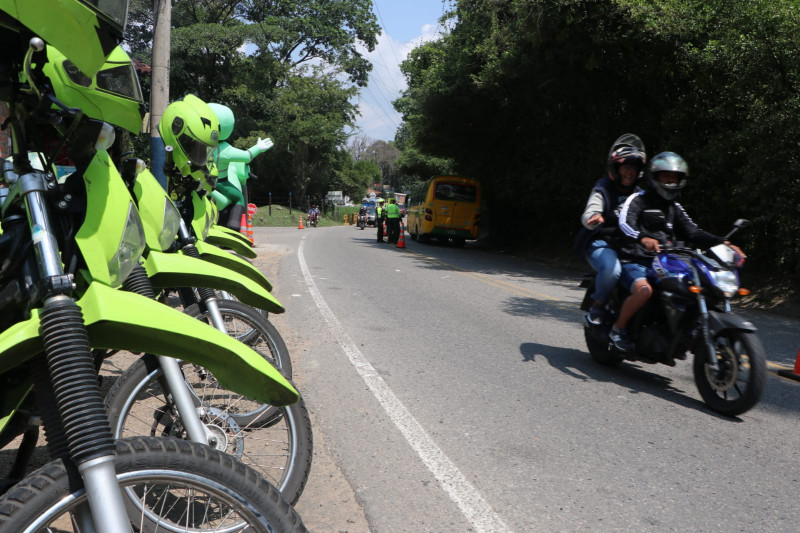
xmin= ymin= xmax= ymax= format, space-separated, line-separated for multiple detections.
xmin=108 ymin=201 xmax=146 ymax=287
xmin=159 ymin=198 xmax=182 ymax=250
xmin=710 ymin=270 xmax=739 ymax=298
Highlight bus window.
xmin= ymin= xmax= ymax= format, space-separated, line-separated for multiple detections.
xmin=434 ymin=182 xmax=477 ymax=202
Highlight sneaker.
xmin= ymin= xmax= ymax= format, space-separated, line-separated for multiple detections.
xmin=584 ymin=305 xmax=604 ymax=326
xmin=609 ymin=327 xmax=634 ymax=352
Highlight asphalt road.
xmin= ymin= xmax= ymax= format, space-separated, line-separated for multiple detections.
xmin=258 ymin=224 xmax=800 ymax=532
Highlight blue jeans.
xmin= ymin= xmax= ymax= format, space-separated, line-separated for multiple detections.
xmin=585 ymin=240 xmax=621 ymax=304
xmin=619 ymin=262 xmax=649 ymax=293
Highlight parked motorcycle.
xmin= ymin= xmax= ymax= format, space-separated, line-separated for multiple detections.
xmin=0 ymin=5 xmax=305 ymax=530
xmin=580 ymin=217 xmax=766 ymax=416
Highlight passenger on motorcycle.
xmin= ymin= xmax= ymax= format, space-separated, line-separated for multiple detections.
xmin=575 ymin=135 xmax=646 ymax=326
xmin=610 ymin=151 xmax=747 ymax=352
xmin=308 ymin=204 xmax=320 ymax=224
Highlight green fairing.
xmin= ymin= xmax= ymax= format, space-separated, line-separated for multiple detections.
xmin=133 ymin=168 xmax=175 ymax=251
xmin=0 ymin=285 xmax=296 ymax=406
xmin=75 ymin=150 xmax=142 ymax=287
xmin=205 ymin=227 xmax=257 ymax=258
xmin=190 ymin=190 xmax=213 ymax=241
xmin=143 ymin=250 xmax=283 ymax=313
xmin=195 ymin=239 xmax=273 ymax=292
xmin=0 ymin=0 xmax=124 ymax=77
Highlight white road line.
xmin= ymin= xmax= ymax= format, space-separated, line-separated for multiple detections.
xmin=298 ymin=238 xmax=512 ymax=533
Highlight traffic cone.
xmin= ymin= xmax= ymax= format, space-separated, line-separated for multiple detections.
xmin=298 ymin=216 xmax=304 ymax=229
xmin=778 ymin=348 xmax=800 ymax=382
xmin=382 ymin=219 xmax=386 ymax=240
xmin=239 ymin=213 xmax=247 ymax=236
xmin=396 ymin=221 xmax=406 ymax=249
xmin=246 ymin=214 xmax=254 ymax=244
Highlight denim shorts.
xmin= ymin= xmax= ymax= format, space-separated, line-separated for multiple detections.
xmin=620 ymin=262 xmax=649 ymax=292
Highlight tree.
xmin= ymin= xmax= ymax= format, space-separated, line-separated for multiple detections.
xmin=125 ymin=0 xmax=380 ymax=202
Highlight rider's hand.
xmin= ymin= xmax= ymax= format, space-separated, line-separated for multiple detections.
xmin=587 ymin=213 xmax=604 ymax=227
xmin=725 ymin=242 xmax=747 ymax=266
xmin=256 ymin=137 xmax=274 ymax=152
xmin=641 ymin=237 xmax=661 ymax=253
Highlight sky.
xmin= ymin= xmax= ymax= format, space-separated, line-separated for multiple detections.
xmin=352 ymin=0 xmax=454 ymax=142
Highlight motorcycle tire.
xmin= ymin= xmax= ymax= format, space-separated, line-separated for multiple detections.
xmin=184 ymin=299 xmax=292 ymax=379
xmin=692 ymin=330 xmax=767 ymax=417
xmin=0 ymin=436 xmax=306 ymax=533
xmin=105 ymin=357 xmax=313 ymax=506
xmin=584 ymin=324 xmax=624 ymax=366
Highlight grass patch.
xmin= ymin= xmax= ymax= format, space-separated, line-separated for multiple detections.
xmin=250 ymin=204 xmax=360 ymax=227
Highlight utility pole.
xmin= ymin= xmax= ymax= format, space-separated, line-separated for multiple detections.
xmin=150 ymin=0 xmax=171 ymax=188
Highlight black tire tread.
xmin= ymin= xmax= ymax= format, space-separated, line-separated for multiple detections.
xmin=0 ymin=436 xmax=307 ymax=532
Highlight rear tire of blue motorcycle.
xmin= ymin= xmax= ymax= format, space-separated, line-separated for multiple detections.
xmin=692 ymin=330 xmax=767 ymax=417
xmin=584 ymin=325 xmax=624 ymax=366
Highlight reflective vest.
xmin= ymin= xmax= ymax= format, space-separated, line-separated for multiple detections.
xmin=386 ymin=204 xmax=401 ymax=218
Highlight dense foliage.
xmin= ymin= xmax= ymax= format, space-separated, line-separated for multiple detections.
xmin=126 ymin=0 xmax=380 ymax=203
xmin=395 ymin=0 xmax=800 ymax=277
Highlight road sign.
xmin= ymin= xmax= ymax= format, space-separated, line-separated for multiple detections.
xmin=247 ymin=203 xmax=257 ymax=216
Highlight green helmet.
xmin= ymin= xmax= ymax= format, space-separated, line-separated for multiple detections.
xmin=42 ymin=45 xmax=144 ymax=134
xmin=0 ymin=0 xmax=128 ymax=77
xmin=158 ymin=94 xmax=220 ymax=178
xmin=208 ymin=103 xmax=234 ymax=141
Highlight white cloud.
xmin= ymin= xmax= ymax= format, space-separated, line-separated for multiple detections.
xmin=353 ymin=24 xmax=444 ymax=142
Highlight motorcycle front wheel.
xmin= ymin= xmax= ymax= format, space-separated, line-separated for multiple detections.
xmin=185 ymin=299 xmax=292 ymax=380
xmin=692 ymin=330 xmax=767 ymax=416
xmin=105 ymin=355 xmax=313 ymax=506
xmin=0 ymin=436 xmax=306 ymax=532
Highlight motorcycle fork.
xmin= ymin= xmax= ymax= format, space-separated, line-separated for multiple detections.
xmin=177 ymin=219 xmax=228 ymax=332
xmin=692 ymin=271 xmax=719 ymax=371
xmin=123 ymin=265 xmax=215 ymax=446
xmin=19 ymin=168 xmax=132 ymax=533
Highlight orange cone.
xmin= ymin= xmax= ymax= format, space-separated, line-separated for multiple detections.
xmin=239 ymin=213 xmax=247 ymax=235
xmin=246 ymin=214 xmax=254 ymax=244
xmin=396 ymin=221 xmax=406 ymax=249
xmin=778 ymin=348 xmax=800 ymax=382
xmin=298 ymin=216 xmax=304 ymax=229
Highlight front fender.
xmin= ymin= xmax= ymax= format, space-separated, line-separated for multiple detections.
xmin=0 ymin=285 xmax=297 ymax=406
xmin=205 ymin=227 xmax=257 ymax=259
xmin=707 ymin=310 xmax=757 ymax=335
xmin=143 ymin=251 xmax=283 ymax=313
xmin=213 ymin=224 xmax=254 ymax=247
xmin=195 ymin=239 xmax=272 ymax=292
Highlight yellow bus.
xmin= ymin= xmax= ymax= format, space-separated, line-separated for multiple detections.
xmin=406 ymin=175 xmax=481 ymax=246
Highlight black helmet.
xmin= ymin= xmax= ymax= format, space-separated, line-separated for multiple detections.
xmin=648 ymin=151 xmax=688 ymax=201
xmin=607 ymin=134 xmax=646 ymax=182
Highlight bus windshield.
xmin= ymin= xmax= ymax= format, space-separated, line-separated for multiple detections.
xmin=434 ymin=182 xmax=477 ymax=202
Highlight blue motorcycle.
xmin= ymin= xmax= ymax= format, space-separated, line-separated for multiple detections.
xmin=581 ymin=218 xmax=766 ymax=416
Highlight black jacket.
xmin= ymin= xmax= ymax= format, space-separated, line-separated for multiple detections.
xmin=618 ymin=190 xmax=724 ymax=261
xmin=573 ymin=177 xmax=639 ymax=255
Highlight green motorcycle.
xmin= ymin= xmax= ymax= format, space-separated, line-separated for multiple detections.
xmin=39 ymin=47 xmax=312 ymax=505
xmin=0 ymin=1 xmax=306 ymax=531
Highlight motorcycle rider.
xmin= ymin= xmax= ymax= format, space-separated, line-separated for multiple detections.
xmin=308 ymin=204 xmax=320 ymax=225
xmin=610 ymin=151 xmax=747 ymax=352
xmin=358 ymin=204 xmax=368 ymax=226
xmin=576 ymin=135 xmax=646 ymax=326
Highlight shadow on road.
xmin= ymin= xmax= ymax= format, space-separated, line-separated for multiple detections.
xmin=519 ymin=342 xmax=741 ymax=420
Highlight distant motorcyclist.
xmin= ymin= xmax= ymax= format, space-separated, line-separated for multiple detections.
xmin=308 ymin=204 xmax=320 ymax=225
xmin=610 ymin=151 xmax=747 ymax=352
xmin=575 ymin=134 xmax=645 ymax=326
